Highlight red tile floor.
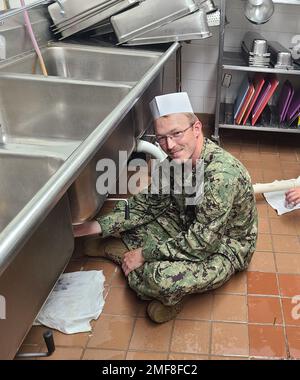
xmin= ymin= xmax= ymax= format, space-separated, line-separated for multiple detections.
xmin=18 ymin=129 xmax=300 ymax=360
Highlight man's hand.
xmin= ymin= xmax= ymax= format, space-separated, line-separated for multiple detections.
xmin=73 ymin=221 xmax=102 ymax=237
xmin=122 ymin=248 xmax=145 ymax=277
xmin=285 ymin=188 xmax=300 ymax=207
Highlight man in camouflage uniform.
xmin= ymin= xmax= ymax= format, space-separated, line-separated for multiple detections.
xmin=74 ymin=92 xmax=258 ymax=323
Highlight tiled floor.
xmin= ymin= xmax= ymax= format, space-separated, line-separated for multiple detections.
xmin=18 ymin=129 xmax=300 ymax=360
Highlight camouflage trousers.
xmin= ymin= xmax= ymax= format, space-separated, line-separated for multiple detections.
xmin=121 ymin=211 xmax=235 ymax=306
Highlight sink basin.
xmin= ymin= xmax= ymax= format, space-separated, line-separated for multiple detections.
xmin=0 ymin=74 xmax=131 ymax=144
xmin=0 ymin=43 xmax=164 ymax=137
xmin=0 ymin=150 xmax=74 ymax=359
xmin=0 ymin=74 xmax=135 ymax=223
xmin=0 ymin=44 xmax=160 ymax=83
xmin=0 ymin=151 xmax=64 ymax=232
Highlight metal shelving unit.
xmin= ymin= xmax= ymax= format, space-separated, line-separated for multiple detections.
xmin=219 ymin=124 xmax=300 ymax=132
xmin=213 ymin=0 xmax=300 ymax=144
xmin=273 ymin=0 xmax=300 ymax=4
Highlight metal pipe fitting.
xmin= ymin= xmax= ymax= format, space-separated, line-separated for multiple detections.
xmin=106 ymin=198 xmax=130 ymax=219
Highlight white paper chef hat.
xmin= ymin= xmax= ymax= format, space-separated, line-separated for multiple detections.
xmin=149 ymin=92 xmax=194 ymax=120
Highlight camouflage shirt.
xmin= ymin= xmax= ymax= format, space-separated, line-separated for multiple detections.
xmin=98 ymin=138 xmax=258 ymax=271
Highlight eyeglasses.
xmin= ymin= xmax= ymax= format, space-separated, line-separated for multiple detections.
xmin=156 ymin=124 xmax=194 ymax=146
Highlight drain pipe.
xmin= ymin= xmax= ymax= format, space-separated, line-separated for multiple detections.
xmin=103 ymin=140 xmax=167 ymax=222
xmin=135 ymin=139 xmax=167 ymax=161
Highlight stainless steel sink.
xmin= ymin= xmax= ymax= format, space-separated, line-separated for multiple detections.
xmin=0 ymin=74 xmax=131 ymax=144
xmin=0 ymin=43 xmax=160 ymax=84
xmin=0 ymin=150 xmax=74 ymax=359
xmin=0 ymin=43 xmax=164 ymax=137
xmin=0 ymin=40 xmax=179 ymax=359
xmin=0 ymin=73 xmax=135 ymax=223
xmin=0 ymin=151 xmax=64 ymax=232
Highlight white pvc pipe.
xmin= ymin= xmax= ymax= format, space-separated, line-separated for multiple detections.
xmin=136 ymin=140 xmax=167 ymax=162
xmin=253 ymin=176 xmax=300 ymax=194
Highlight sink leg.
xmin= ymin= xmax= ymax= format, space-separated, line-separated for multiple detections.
xmin=15 ymin=330 xmax=55 ymax=359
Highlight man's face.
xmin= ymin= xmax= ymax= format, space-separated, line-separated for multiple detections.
xmin=155 ymin=113 xmax=202 ymax=163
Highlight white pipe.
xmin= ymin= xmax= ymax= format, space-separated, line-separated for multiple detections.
xmin=135 ymin=140 xmax=167 ymax=162
xmin=253 ymin=176 xmax=300 ymax=194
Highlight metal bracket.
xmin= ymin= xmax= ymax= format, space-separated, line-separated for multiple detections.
xmin=106 ymin=197 xmax=130 ymax=220
xmin=16 ymin=330 xmax=55 ymax=359
xmin=210 ymin=134 xmax=221 ymax=146
xmin=55 ymin=0 xmax=66 ymax=16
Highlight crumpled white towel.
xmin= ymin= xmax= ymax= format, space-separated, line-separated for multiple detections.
xmin=263 ymin=190 xmax=300 ymax=215
xmin=34 ymin=270 xmax=105 ymax=334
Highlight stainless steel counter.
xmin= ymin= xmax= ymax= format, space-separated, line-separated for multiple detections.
xmin=0 ymin=40 xmax=179 ymax=274
xmin=0 ymin=41 xmax=179 ymax=359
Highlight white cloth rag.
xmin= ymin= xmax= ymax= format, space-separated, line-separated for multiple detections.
xmin=263 ymin=190 xmax=300 ymax=215
xmin=34 ymin=270 xmax=105 ymax=334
